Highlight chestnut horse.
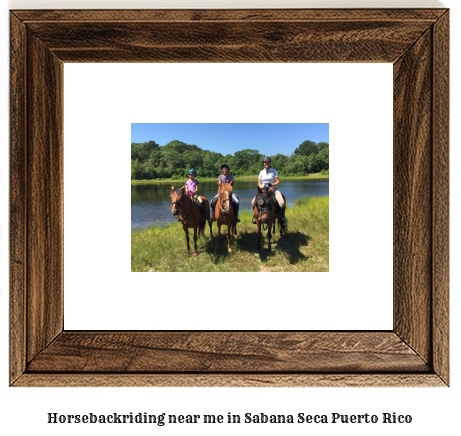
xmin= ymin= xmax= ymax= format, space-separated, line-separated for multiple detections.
xmin=214 ymin=183 xmax=237 ymax=252
xmin=170 ymin=186 xmax=212 ymax=255
xmin=253 ymin=185 xmax=286 ymax=252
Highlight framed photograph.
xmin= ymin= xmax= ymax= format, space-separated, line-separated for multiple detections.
xmin=10 ymin=9 xmax=449 ymax=387
xmin=128 ymin=121 xmax=331 ymax=271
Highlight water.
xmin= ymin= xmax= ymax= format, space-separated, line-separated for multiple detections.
xmin=131 ymin=178 xmax=329 ymax=230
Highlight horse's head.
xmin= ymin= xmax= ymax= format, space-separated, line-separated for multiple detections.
xmin=170 ymin=186 xmax=185 ymax=217
xmin=260 ymin=184 xmax=273 ymax=196
xmin=256 ymin=185 xmax=274 ymax=224
xmin=219 ymin=183 xmax=233 ymax=214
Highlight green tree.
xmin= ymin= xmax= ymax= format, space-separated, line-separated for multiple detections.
xmin=283 ymin=155 xmax=307 ymax=175
xmin=131 ymin=159 xmax=144 ymax=180
xmin=308 ymin=154 xmax=323 ymax=173
xmin=162 ymin=148 xmax=184 ymax=170
xmin=131 ymin=139 xmax=328 ymax=179
xmin=271 ymin=153 xmax=289 ymax=174
xmin=131 ymin=141 xmax=159 ymax=161
xmin=188 ymin=150 xmax=203 ymax=172
xmin=294 ymin=140 xmax=318 ymax=158
xmin=223 ymin=154 xmax=233 ymax=166
xmin=317 ymin=147 xmax=329 ymax=171
xmin=232 ymin=149 xmax=262 ymax=173
xmin=201 ymin=158 xmax=215 ymax=177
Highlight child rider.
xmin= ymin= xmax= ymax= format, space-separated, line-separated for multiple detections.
xmin=210 ymin=164 xmax=240 ymax=223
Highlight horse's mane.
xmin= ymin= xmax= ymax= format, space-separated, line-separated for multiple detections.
xmin=220 ymin=183 xmax=232 ymax=193
xmin=173 ymin=187 xmax=183 ymax=196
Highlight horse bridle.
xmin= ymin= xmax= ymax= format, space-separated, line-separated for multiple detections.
xmin=171 ymin=190 xmax=193 ymax=220
xmin=218 ymin=187 xmax=231 ymax=214
xmin=256 ymin=186 xmax=274 ymax=218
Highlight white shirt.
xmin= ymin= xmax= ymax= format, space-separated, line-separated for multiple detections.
xmin=259 ymin=167 xmax=279 ymax=186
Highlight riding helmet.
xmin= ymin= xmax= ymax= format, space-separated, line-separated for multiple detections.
xmin=188 ymin=168 xmax=197 ymax=175
xmin=220 ymin=164 xmax=229 ymax=170
xmin=262 ymin=156 xmax=272 ymax=163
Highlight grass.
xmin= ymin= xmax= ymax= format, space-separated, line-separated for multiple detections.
xmin=131 ymin=196 xmax=329 ymax=272
xmin=131 ymin=174 xmax=329 ymax=184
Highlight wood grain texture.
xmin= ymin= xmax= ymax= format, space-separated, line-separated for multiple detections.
xmin=27 ymin=332 xmax=429 ymax=373
xmin=393 ymin=28 xmax=433 ymax=363
xmin=432 ymin=11 xmax=450 ymax=385
xmin=12 ymin=9 xmax=447 ymax=22
xmin=9 ymin=9 xmax=449 ymax=387
xmin=26 ymin=34 xmax=64 ymax=361
xmin=9 ymin=13 xmax=27 ymax=384
xmin=25 ymin=20 xmax=434 ymax=63
xmin=14 ymin=9 xmax=448 ymax=64
xmin=13 ymin=374 xmax=447 ymax=388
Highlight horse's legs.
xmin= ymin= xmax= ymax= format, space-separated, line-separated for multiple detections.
xmin=256 ymin=221 xmax=261 ymax=251
xmin=208 ymin=218 xmax=213 ymax=239
xmin=267 ymin=223 xmax=272 ymax=252
xmin=183 ymin=225 xmax=190 ymax=255
xmin=209 ymin=203 xmax=214 ymax=238
xmin=227 ymin=224 xmax=232 ymax=252
xmin=202 ymin=199 xmax=212 ymax=240
xmin=216 ymin=223 xmax=221 ymax=248
xmin=193 ymin=227 xmax=198 ymax=255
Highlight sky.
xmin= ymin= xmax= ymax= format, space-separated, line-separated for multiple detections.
xmin=131 ymin=123 xmax=329 ymax=157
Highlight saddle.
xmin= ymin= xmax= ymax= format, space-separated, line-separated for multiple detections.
xmin=256 ymin=194 xmax=264 ymax=207
xmin=192 ymin=194 xmax=202 ymax=206
xmin=256 ymin=191 xmax=275 ymax=213
xmin=212 ymin=194 xmax=238 ymax=210
xmin=192 ymin=195 xmax=207 ymax=219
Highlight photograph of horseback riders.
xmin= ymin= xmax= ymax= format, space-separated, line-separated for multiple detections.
xmin=131 ymin=123 xmax=329 ymax=272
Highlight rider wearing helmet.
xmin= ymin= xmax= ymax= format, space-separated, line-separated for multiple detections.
xmin=251 ymin=156 xmax=287 ymax=227
xmin=210 ymin=164 xmax=240 ymax=223
xmin=185 ymin=168 xmax=199 ymax=197
xmin=182 ymin=168 xmax=209 ymax=220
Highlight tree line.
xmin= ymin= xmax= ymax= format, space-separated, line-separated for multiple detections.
xmin=131 ymin=139 xmax=329 ymax=180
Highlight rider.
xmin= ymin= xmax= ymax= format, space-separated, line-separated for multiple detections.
xmin=185 ymin=168 xmax=199 ymax=197
xmin=251 ymin=156 xmax=287 ymax=227
xmin=210 ymin=164 xmax=240 ymax=223
xmin=184 ymin=168 xmax=207 ymax=219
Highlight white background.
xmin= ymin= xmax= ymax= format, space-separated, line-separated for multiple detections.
xmin=1 ymin=1 xmax=459 ymax=436
xmin=64 ymin=63 xmax=392 ymax=330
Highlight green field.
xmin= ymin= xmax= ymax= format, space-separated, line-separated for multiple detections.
xmin=131 ymin=196 xmax=329 ymax=272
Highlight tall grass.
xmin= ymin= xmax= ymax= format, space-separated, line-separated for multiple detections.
xmin=131 ymin=196 xmax=329 ymax=272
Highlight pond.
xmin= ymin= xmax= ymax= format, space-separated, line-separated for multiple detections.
xmin=131 ymin=178 xmax=329 ymax=230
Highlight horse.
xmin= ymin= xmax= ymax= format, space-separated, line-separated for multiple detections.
xmin=170 ymin=186 xmax=212 ymax=255
xmin=253 ymin=184 xmax=287 ymax=252
xmin=214 ymin=182 xmax=237 ymax=252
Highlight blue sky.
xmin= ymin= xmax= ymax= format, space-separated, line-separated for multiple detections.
xmin=131 ymin=123 xmax=329 ymax=157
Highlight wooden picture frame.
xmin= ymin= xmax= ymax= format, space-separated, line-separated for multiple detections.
xmin=10 ymin=9 xmax=449 ymax=387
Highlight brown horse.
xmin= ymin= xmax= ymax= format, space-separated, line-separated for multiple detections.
xmin=214 ymin=183 xmax=237 ymax=252
xmin=253 ymin=185 xmax=286 ymax=252
xmin=170 ymin=186 xmax=212 ymax=255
